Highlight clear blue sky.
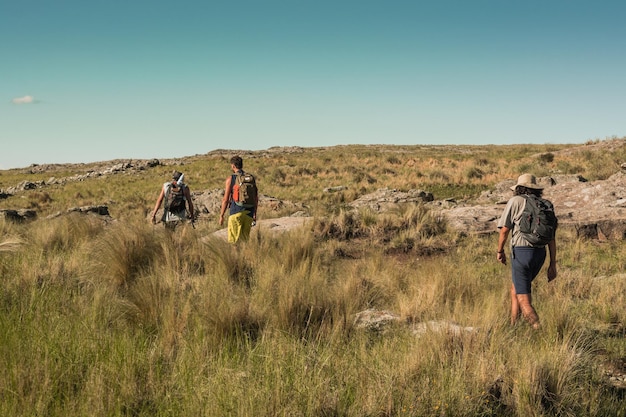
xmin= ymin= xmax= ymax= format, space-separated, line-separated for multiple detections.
xmin=2 ymin=0 xmax=625 ymax=169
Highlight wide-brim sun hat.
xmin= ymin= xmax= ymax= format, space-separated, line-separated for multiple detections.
xmin=510 ymin=173 xmax=543 ymax=191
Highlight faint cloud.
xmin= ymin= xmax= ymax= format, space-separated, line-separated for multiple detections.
xmin=11 ymin=95 xmax=37 ymax=104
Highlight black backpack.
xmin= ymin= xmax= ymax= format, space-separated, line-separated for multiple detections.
xmin=165 ymin=183 xmax=187 ymax=213
xmin=519 ymin=194 xmax=558 ymax=246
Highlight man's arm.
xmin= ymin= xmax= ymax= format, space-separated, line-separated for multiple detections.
xmin=496 ymin=226 xmax=510 ymax=265
xmin=547 ymin=237 xmax=557 ymax=282
xmin=253 ymin=191 xmax=258 ymax=222
xmin=151 ymin=186 xmax=165 ymax=224
xmin=219 ymin=176 xmax=232 ymax=226
xmin=184 ymin=186 xmax=194 ymax=220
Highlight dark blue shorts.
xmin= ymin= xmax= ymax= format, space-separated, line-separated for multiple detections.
xmin=511 ymin=246 xmax=546 ymax=295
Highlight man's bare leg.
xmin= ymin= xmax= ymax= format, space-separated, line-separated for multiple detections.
xmin=516 ymin=293 xmax=540 ymax=329
xmin=510 ymin=284 xmax=521 ymax=325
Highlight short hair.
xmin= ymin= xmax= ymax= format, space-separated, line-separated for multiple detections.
xmin=514 ymin=186 xmax=543 ymax=197
xmin=230 ymin=156 xmax=243 ymax=169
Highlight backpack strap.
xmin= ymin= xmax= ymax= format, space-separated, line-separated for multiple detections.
xmin=230 ymin=170 xmax=244 ymax=202
xmin=163 ymin=182 xmax=172 ymax=210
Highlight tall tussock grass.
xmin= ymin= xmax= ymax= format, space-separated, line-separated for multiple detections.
xmin=312 ymin=204 xmax=450 ymax=257
xmin=2 ymin=158 xmax=626 ymax=414
xmin=84 ymin=220 xmax=167 ymax=287
xmin=0 ymin=218 xmax=27 ymax=247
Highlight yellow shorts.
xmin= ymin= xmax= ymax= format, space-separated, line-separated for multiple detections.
xmin=227 ymin=211 xmax=253 ymax=243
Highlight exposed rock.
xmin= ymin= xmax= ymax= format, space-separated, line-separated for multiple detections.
xmin=436 ymin=205 xmax=503 ymax=235
xmin=3 ymin=160 xmax=164 ymax=192
xmin=353 ymin=309 xmax=401 ymax=331
xmin=601 ymin=358 xmax=626 ymax=389
xmin=3 ymin=155 xmax=626 ymax=241
xmin=191 ymin=190 xmax=307 ymax=219
xmin=476 ymin=174 xmax=587 ymax=205
xmin=67 ymin=205 xmax=111 ymax=216
xmin=324 ymin=186 xmax=348 ymax=193
xmin=47 ymin=205 xmax=112 ymax=221
xmin=439 ymin=172 xmax=626 ymax=240
xmin=353 ymin=309 xmax=478 ymax=337
xmin=208 ymin=171 xmax=626 ymax=241
xmin=211 ymin=215 xmax=313 ymax=241
xmin=0 ymin=209 xmax=37 ymax=223
xmin=349 ymin=187 xmax=434 ymax=211
xmin=189 ymin=189 xmax=226 ymax=217
xmin=410 ymin=320 xmax=479 ymax=337
xmin=5 ymin=181 xmax=41 ymax=194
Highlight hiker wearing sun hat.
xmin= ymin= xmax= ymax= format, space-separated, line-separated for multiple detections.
xmin=496 ymin=173 xmax=558 ymax=329
xmin=509 ymin=173 xmax=544 ymax=191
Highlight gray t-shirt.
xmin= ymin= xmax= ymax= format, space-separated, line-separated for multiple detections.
xmin=497 ymin=195 xmax=533 ymax=247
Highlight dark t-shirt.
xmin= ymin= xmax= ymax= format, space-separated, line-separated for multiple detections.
xmin=229 ymin=172 xmax=256 ymax=217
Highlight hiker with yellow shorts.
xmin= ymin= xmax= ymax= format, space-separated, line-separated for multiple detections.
xmin=219 ymin=156 xmax=258 ymax=244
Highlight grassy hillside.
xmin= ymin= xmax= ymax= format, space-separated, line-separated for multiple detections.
xmin=2 ymin=139 xmax=625 ymax=221
xmin=1 ymin=139 xmax=625 ymax=416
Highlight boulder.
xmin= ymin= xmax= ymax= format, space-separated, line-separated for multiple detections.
xmin=349 ymin=187 xmax=434 ymax=211
xmin=353 ymin=308 xmax=401 ymax=331
xmin=353 ymin=309 xmax=478 ymax=337
xmin=410 ymin=320 xmax=478 ymax=337
xmin=0 ymin=209 xmax=37 ymax=223
xmin=47 ymin=205 xmax=112 ymax=221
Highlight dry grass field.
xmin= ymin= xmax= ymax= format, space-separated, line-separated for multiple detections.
xmin=1 ymin=139 xmax=625 ymax=416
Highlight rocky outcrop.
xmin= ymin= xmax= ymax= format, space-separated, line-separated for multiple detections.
xmin=435 ymin=205 xmax=503 ymax=236
xmin=207 ymin=171 xmax=626 ymax=241
xmin=188 ymin=189 xmax=226 ymax=217
xmin=0 ymin=209 xmax=37 ymax=223
xmin=349 ymin=187 xmax=434 ymax=211
xmin=46 ymin=205 xmax=113 ymax=222
xmin=0 ymin=160 xmax=163 ymax=197
xmin=0 ymin=207 xmax=112 ymax=225
xmin=191 ymin=190 xmax=308 ymax=219
xmin=3 ymin=157 xmax=626 ymax=240
xmin=438 ymin=172 xmax=626 ymax=240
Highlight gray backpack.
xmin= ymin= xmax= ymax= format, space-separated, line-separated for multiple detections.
xmin=164 ymin=183 xmax=187 ymax=213
xmin=519 ymin=194 xmax=558 ymax=246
